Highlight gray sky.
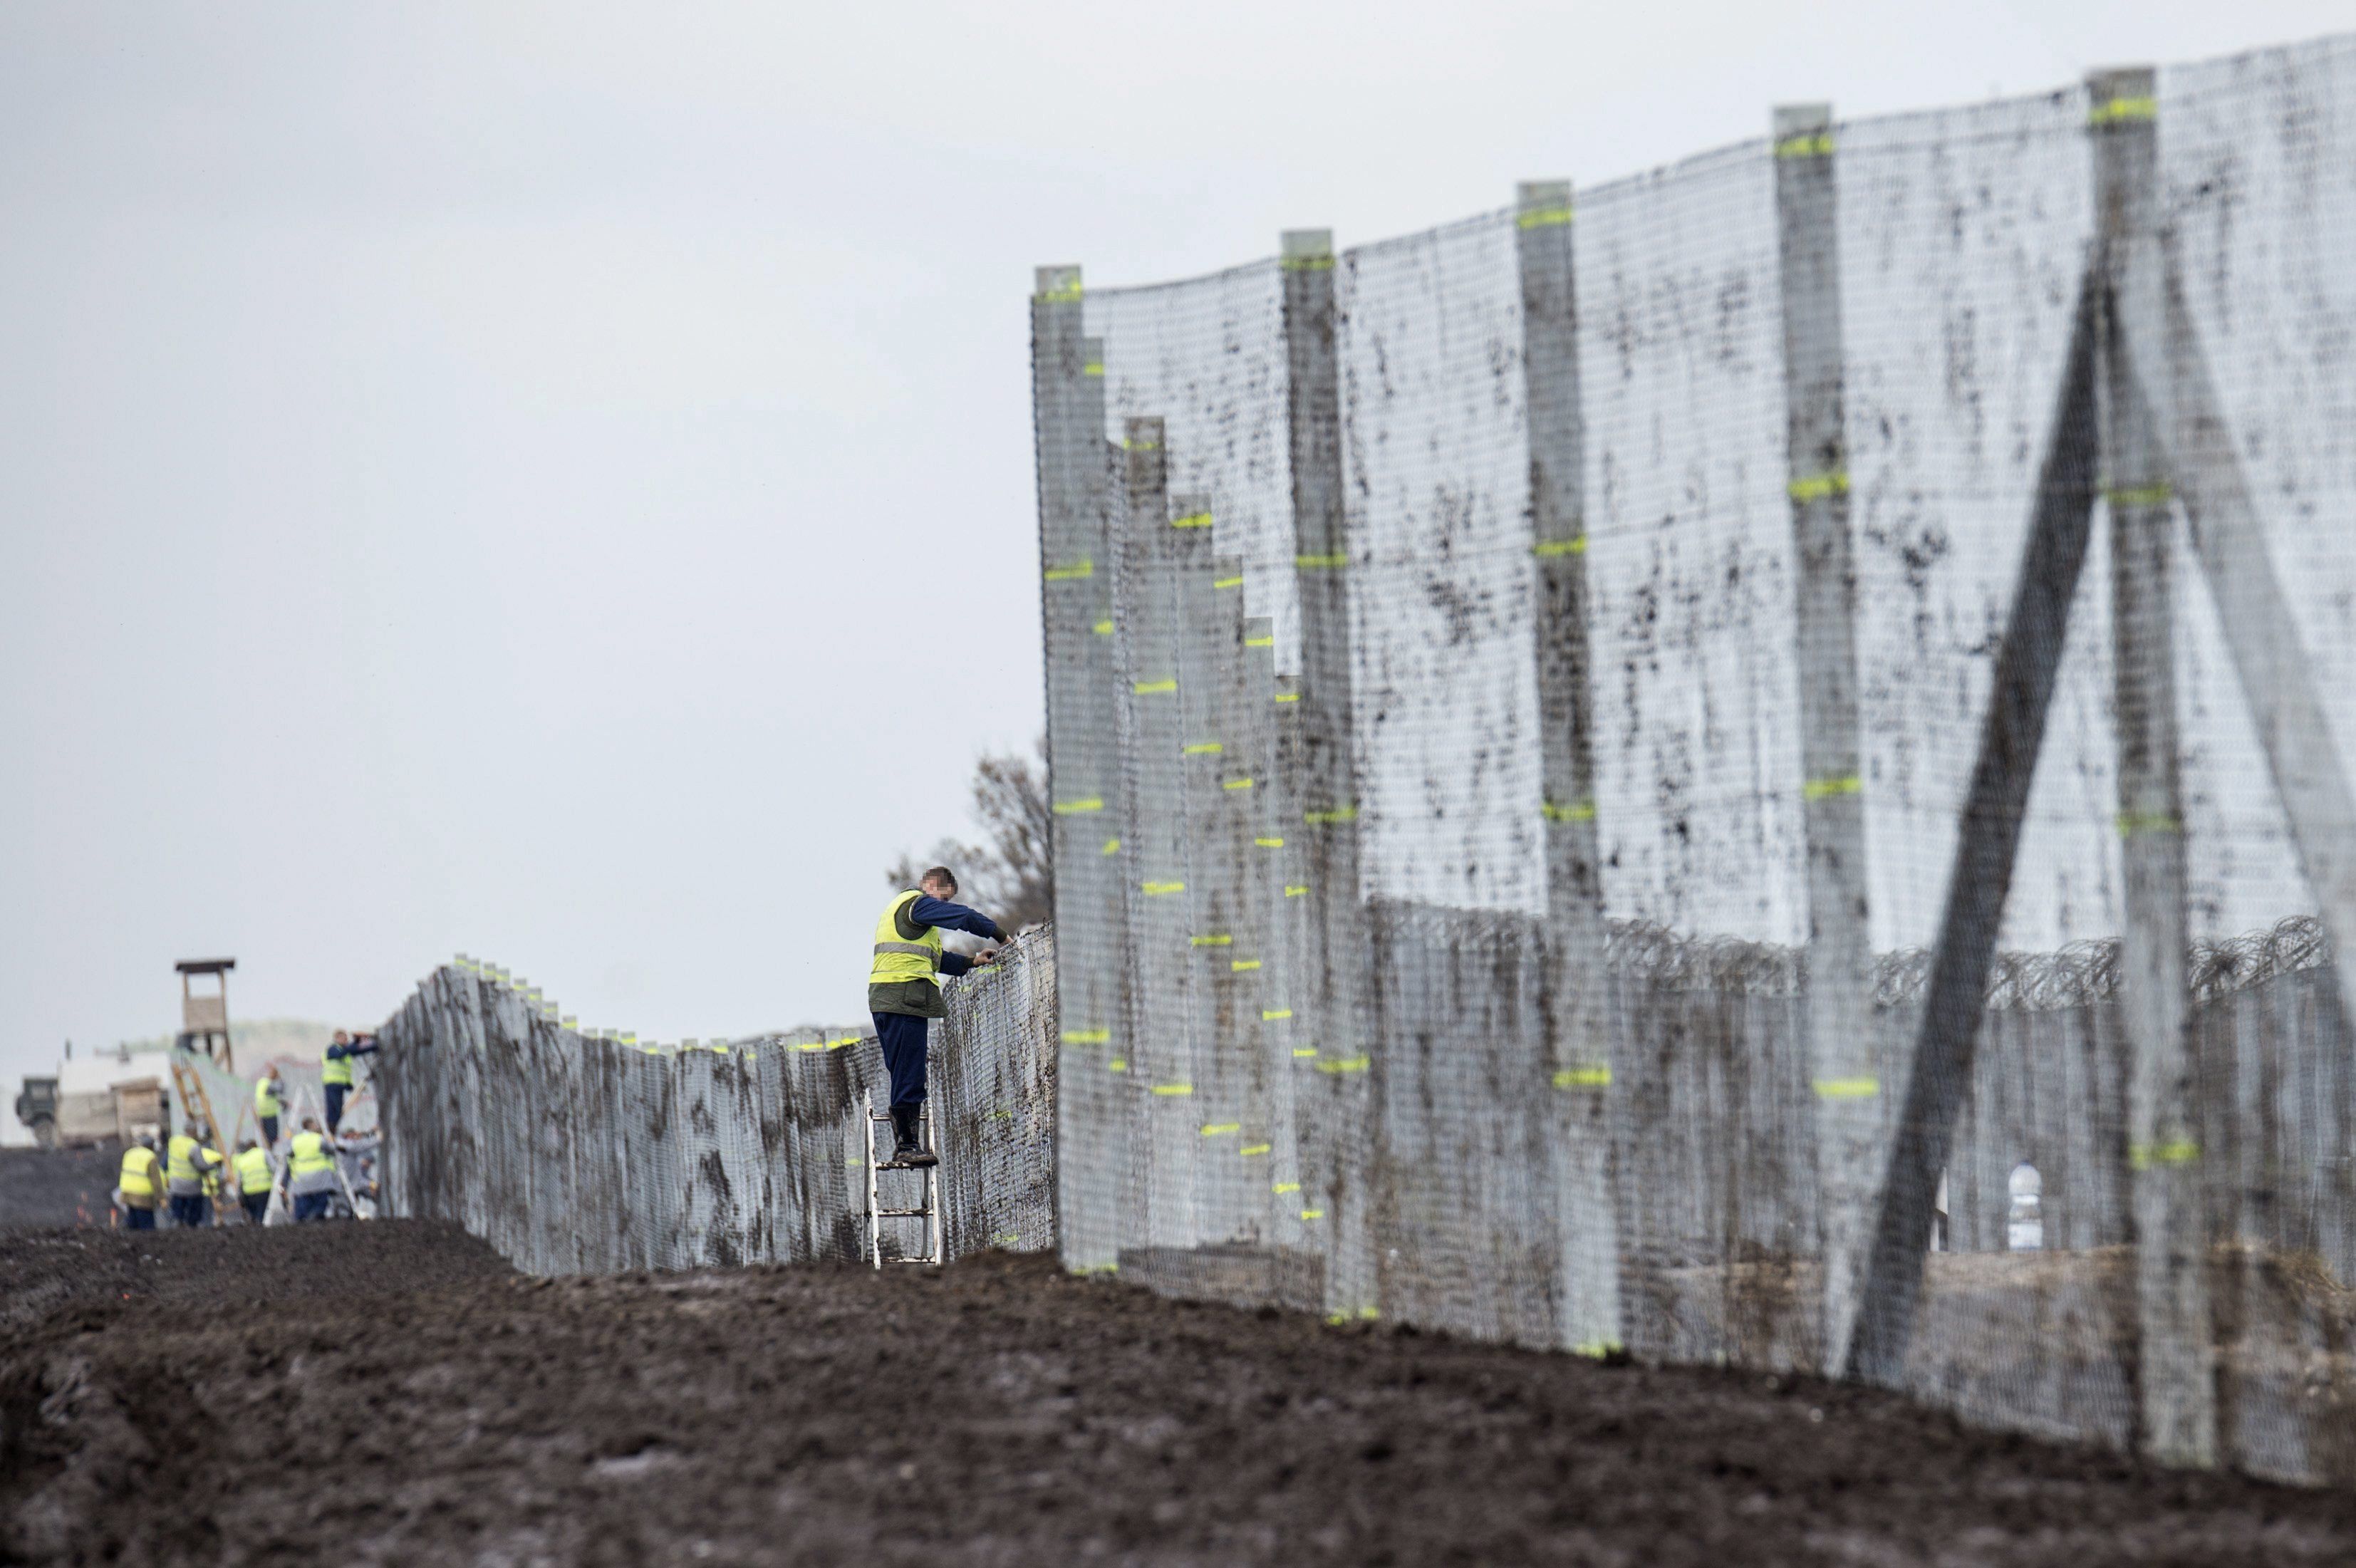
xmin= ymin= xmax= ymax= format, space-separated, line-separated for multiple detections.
xmin=3 ymin=1 xmax=2347 ymax=1093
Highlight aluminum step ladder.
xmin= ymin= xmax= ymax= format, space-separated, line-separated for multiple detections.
xmin=863 ymin=1093 xmax=942 ymax=1268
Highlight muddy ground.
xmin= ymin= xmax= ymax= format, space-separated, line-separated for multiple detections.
xmin=4 ymin=1224 xmax=2356 ymax=1566
xmin=0 ymin=1147 xmax=125 ymax=1233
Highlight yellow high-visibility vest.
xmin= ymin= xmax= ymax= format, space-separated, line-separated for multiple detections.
xmin=167 ymin=1134 xmax=218 ymax=1185
xmin=233 ymin=1146 xmax=274 ymax=1195
xmin=255 ymin=1076 xmax=281 ymax=1118
xmin=119 ymin=1146 xmax=159 ymax=1198
xmin=868 ymin=890 xmax=945 ymax=989
xmin=289 ymin=1132 xmax=334 ymax=1178
xmin=321 ymin=1051 xmax=354 ymax=1088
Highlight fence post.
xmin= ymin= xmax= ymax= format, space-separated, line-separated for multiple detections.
xmin=1281 ymin=227 xmax=1376 ymax=1318
xmin=1514 ymin=177 xmax=1620 ymax=1354
xmin=1032 ymin=273 xmax=1130 ymax=1272
xmin=2089 ymin=64 xmax=2216 ymax=1468
xmin=1242 ymin=616 xmax=1297 ymax=1250
xmin=1117 ymin=415 xmax=1201 ymax=1249
xmin=1773 ymin=103 xmax=1879 ymax=1371
xmin=1172 ymin=509 xmax=1255 ymax=1242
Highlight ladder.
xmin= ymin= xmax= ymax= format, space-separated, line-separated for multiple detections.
xmin=863 ymin=1093 xmax=941 ymax=1268
xmin=166 ymin=1050 xmax=235 ymax=1225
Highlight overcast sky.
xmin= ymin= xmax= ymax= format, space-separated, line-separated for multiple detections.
xmin=3 ymin=1 xmax=2347 ymax=1096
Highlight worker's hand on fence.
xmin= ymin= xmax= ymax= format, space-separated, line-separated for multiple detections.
xmin=972 ymin=947 xmax=1000 ymax=967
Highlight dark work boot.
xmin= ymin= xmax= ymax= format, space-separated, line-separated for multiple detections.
xmin=898 ymin=1105 xmax=938 ymax=1168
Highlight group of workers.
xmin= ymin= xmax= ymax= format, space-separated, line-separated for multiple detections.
xmin=111 ymin=1029 xmax=380 ymax=1232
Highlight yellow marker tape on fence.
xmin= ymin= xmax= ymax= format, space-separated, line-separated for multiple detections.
xmin=1255 ymin=836 xmax=1285 ymax=848
xmin=1151 ymin=1083 xmax=1194 ymax=1097
xmin=2116 ymin=810 xmax=2183 ymax=838
xmin=1553 ymin=1066 xmax=1612 ymax=1089
xmin=1273 ymin=692 xmax=1300 ymax=704
xmin=1532 ymin=535 xmax=1587 ymax=558
xmin=1171 ymin=512 xmax=1213 ymax=530
xmin=1295 ymin=552 xmax=1348 ymax=570
xmin=1299 ymin=1208 xmax=1326 ymax=1220
xmin=1787 ymin=470 xmax=1849 ymax=502
xmin=1292 ymin=1046 xmax=1319 ymax=1059
xmin=1304 ymin=806 xmax=1358 ymax=826
xmin=1101 ymin=838 xmax=1122 ymax=856
xmin=1517 ymin=204 xmax=1574 ymax=229
xmin=1183 ymin=741 xmax=1224 ymax=754
xmin=1230 ymin=959 xmax=1262 ymax=972
xmin=1060 ymin=1029 xmax=1111 ymax=1046
xmin=1093 ymin=619 xmax=1114 ymax=635
xmin=1132 ymin=677 xmax=1177 ymax=695
xmin=1775 ymin=131 xmax=1835 ymax=158
xmin=1141 ymin=880 xmax=1185 ymax=895
xmin=1280 ymin=254 xmax=1335 ymax=272
xmin=1044 ymin=559 xmax=1093 ymax=581
xmin=1240 ymin=1143 xmax=1272 ymax=1157
xmin=1813 ymin=1076 xmax=1881 ymax=1100
xmin=1572 ymin=1339 xmax=1624 ymax=1359
xmin=1081 ymin=360 xmax=1104 ymax=377
xmin=1106 ymin=1057 xmax=1128 ymax=1072
xmin=2106 ymin=482 xmax=2174 ymax=509
xmin=2090 ymin=96 xmax=2157 ymax=126
xmin=1285 ymin=885 xmax=1309 ymax=897
xmin=1190 ymin=933 xmax=1234 ymax=947
xmin=1541 ymin=798 xmax=1596 ymax=823
xmin=1273 ymin=1180 xmax=1301 ymax=1194
xmin=796 ymin=1040 xmax=826 ymax=1052
xmin=1319 ymin=1054 xmax=1371 ymax=1074
xmin=1224 ymin=777 xmax=1255 ymax=791
xmin=992 ymin=1232 xmax=1021 ymax=1247
xmin=1262 ymin=1008 xmax=1293 ymax=1021
xmin=1200 ymin=1122 xmax=1240 ymax=1137
xmin=2131 ymin=1138 xmax=2201 ymax=1170
xmin=1121 ymin=436 xmax=1160 ymax=450
xmin=1052 ymin=797 xmax=1104 ymax=815
xmin=1213 ymin=574 xmax=1245 ymax=590
xmin=1803 ymin=774 xmax=1862 ymax=801
xmin=1245 ymin=635 xmax=1275 ymax=648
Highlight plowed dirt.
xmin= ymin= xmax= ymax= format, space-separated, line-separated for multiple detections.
xmin=4 ymin=1222 xmax=2353 ymax=1565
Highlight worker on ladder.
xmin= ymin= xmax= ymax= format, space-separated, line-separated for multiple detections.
xmin=232 ymin=1139 xmax=274 ymax=1224
xmin=321 ymin=1030 xmax=378 ymax=1133
xmin=867 ymin=866 xmax=1007 ymax=1167
xmin=284 ymin=1118 xmax=340 ymax=1222
xmin=115 ymin=1137 xmax=163 ymax=1231
xmin=255 ymin=1066 xmax=285 ymax=1148
xmin=165 ymin=1128 xmax=224 ymax=1228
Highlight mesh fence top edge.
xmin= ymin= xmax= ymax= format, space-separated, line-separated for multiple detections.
xmin=1067 ymin=30 xmax=2350 ymax=303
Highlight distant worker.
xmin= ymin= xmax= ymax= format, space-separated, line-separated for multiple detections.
xmin=321 ymin=1030 xmax=378 ymax=1133
xmin=868 ymin=866 xmax=1007 ymax=1168
xmin=232 ymin=1139 xmax=275 ymax=1224
xmin=115 ymin=1138 xmax=163 ymax=1231
xmin=255 ymin=1067 xmax=285 ymax=1147
xmin=285 ymin=1117 xmax=341 ymax=1222
xmin=164 ymin=1128 xmax=224 ymax=1229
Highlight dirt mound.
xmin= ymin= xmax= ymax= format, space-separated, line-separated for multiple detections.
xmin=0 ymin=1146 xmax=128 ymax=1232
xmin=5 ymin=1223 xmax=2354 ymax=1564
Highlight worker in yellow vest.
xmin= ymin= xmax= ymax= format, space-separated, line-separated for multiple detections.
xmin=254 ymin=1068 xmax=285 ymax=1147
xmin=868 ymin=866 xmax=1007 ymax=1167
xmin=285 ymin=1118 xmax=341 ymax=1223
xmin=232 ymin=1140 xmax=275 ymax=1224
xmin=115 ymin=1138 xmax=162 ymax=1231
xmin=165 ymin=1130 xmax=224 ymax=1229
xmin=322 ymin=1030 xmax=379 ymax=1133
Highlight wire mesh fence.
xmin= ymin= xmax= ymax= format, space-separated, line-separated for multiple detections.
xmin=1034 ymin=35 xmax=2356 ymax=1483
xmin=375 ymin=928 xmax=1057 ymax=1274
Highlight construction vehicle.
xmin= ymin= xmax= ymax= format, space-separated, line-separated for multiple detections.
xmin=14 ymin=1069 xmax=168 ymax=1148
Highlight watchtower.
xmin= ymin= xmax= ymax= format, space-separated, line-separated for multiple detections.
xmin=175 ymin=957 xmax=237 ymax=1070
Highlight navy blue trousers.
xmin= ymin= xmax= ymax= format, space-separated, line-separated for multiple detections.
xmin=324 ymin=1084 xmax=346 ymax=1131
xmin=124 ymin=1205 xmax=156 ymax=1230
xmin=259 ymin=1114 xmax=278 ymax=1147
xmin=242 ymin=1193 xmax=270 ymax=1223
xmin=873 ymin=1012 xmax=930 ymax=1112
xmin=169 ymin=1194 xmax=209 ymax=1229
xmin=294 ymin=1191 xmax=334 ymax=1223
